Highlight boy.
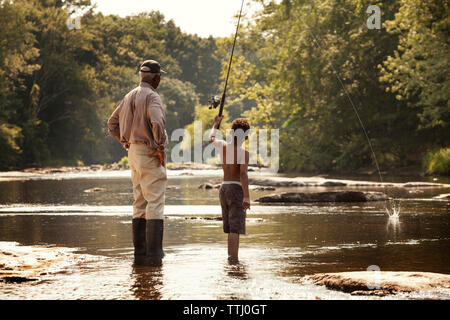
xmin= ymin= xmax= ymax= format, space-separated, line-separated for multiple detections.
xmin=209 ymin=115 xmax=251 ymax=263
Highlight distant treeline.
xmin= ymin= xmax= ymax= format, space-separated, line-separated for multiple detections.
xmin=1 ymin=0 xmax=448 ymax=174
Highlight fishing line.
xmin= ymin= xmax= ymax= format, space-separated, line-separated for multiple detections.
xmin=307 ymin=29 xmax=398 ymax=216
xmin=209 ymin=0 xmax=246 ymax=129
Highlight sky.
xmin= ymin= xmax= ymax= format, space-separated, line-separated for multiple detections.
xmin=92 ymin=0 xmax=262 ymax=38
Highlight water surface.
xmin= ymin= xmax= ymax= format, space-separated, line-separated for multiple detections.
xmin=0 ymin=170 xmax=449 ymax=299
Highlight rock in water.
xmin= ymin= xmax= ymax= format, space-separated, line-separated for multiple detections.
xmin=256 ymin=191 xmax=389 ymax=203
xmin=198 ymin=183 xmax=214 ymax=189
xmin=198 ymin=183 xmax=221 ymax=189
xmin=321 ymin=181 xmax=347 ymax=187
xmin=402 ymin=182 xmax=445 ymax=188
xmin=307 ymin=271 xmax=450 ymax=296
xmin=250 ymin=186 xmax=276 ymax=191
xmin=0 ymin=242 xmax=81 ymax=283
xmin=433 ymin=193 xmax=450 ymax=200
xmin=83 ymin=187 xmax=106 ymax=193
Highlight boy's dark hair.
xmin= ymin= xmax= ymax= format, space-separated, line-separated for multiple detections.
xmin=231 ymin=118 xmax=250 ymax=132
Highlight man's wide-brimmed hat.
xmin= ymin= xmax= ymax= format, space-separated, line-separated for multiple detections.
xmin=139 ymin=60 xmax=166 ymax=74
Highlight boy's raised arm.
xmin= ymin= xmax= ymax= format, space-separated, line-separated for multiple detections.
xmin=209 ymin=115 xmax=225 ymax=146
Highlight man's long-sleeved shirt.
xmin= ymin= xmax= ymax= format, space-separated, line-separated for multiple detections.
xmin=107 ymin=81 xmax=168 ymax=150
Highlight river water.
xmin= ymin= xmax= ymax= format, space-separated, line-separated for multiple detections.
xmin=0 ymin=169 xmax=449 ymax=299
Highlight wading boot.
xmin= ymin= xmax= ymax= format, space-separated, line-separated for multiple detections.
xmin=132 ymin=218 xmax=147 ymax=256
xmin=146 ymin=219 xmax=164 ymax=258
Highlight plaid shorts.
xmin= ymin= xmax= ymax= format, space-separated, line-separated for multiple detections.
xmin=219 ymin=183 xmax=246 ymax=234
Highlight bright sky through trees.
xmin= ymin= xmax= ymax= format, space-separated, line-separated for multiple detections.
xmin=93 ymin=0 xmax=261 ymax=37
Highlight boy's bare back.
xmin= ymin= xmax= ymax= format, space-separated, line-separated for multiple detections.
xmin=220 ymin=143 xmax=249 ymax=182
xmin=209 ymin=116 xmax=251 ymax=211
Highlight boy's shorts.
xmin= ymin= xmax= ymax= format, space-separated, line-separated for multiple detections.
xmin=219 ymin=183 xmax=246 ymax=234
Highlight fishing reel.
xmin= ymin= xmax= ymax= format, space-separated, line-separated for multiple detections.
xmin=208 ymin=95 xmax=221 ymax=110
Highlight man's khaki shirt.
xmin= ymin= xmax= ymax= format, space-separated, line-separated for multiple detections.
xmin=107 ymin=82 xmax=168 ymax=150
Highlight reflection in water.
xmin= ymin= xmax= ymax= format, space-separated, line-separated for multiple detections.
xmin=224 ymin=260 xmax=248 ymax=281
xmin=218 ymin=261 xmax=250 ymax=300
xmin=133 ymin=255 xmax=163 ymax=267
xmin=131 ymin=264 xmax=163 ymax=300
xmin=386 ymin=215 xmax=401 ymax=239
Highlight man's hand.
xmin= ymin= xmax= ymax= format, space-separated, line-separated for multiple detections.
xmin=150 ymin=151 xmax=165 ymax=167
xmin=113 ymin=135 xmax=130 ymax=151
xmin=243 ymin=197 xmax=250 ymax=212
xmin=214 ymin=115 xmax=224 ymax=128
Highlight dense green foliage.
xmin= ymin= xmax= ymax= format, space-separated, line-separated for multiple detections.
xmin=218 ymin=0 xmax=448 ymax=173
xmin=423 ymin=148 xmax=450 ymax=175
xmin=1 ymin=0 xmax=448 ymax=174
xmin=380 ymin=0 xmax=449 ymax=132
xmin=0 ymin=0 xmax=222 ymax=169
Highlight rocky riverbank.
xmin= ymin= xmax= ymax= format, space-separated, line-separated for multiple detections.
xmin=433 ymin=193 xmax=450 ymax=200
xmin=248 ymin=176 xmax=450 ymax=188
xmin=198 ymin=176 xmax=449 ymax=189
xmin=0 ymin=163 xmax=223 ymax=181
xmin=196 ymin=176 xmax=449 ymax=204
xmin=0 ymin=242 xmax=81 ymax=284
xmin=307 ymin=271 xmax=450 ymax=297
xmin=2 ymin=165 xmax=449 ymax=191
xmin=1 ymin=162 xmax=221 ymax=176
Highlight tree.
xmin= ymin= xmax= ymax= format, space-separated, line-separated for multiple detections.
xmin=158 ymin=77 xmax=199 ymax=131
xmin=223 ymin=0 xmax=425 ymax=172
xmin=0 ymin=0 xmax=39 ymax=169
xmin=0 ymin=1 xmax=222 ymax=169
xmin=380 ymin=0 xmax=449 ymax=146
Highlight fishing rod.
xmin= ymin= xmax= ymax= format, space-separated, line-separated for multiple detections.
xmin=209 ymin=0 xmax=246 ymax=129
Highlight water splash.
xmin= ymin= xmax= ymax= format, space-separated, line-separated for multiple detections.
xmin=386 ymin=200 xmax=401 ymax=237
xmin=386 ymin=200 xmax=401 ymax=219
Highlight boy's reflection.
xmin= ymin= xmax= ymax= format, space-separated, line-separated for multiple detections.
xmin=224 ymin=260 xmax=248 ymax=281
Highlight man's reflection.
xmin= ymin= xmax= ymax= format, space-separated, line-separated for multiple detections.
xmin=131 ymin=257 xmax=164 ymax=300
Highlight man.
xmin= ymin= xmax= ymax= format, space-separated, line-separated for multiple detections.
xmin=107 ymin=60 xmax=168 ymax=263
